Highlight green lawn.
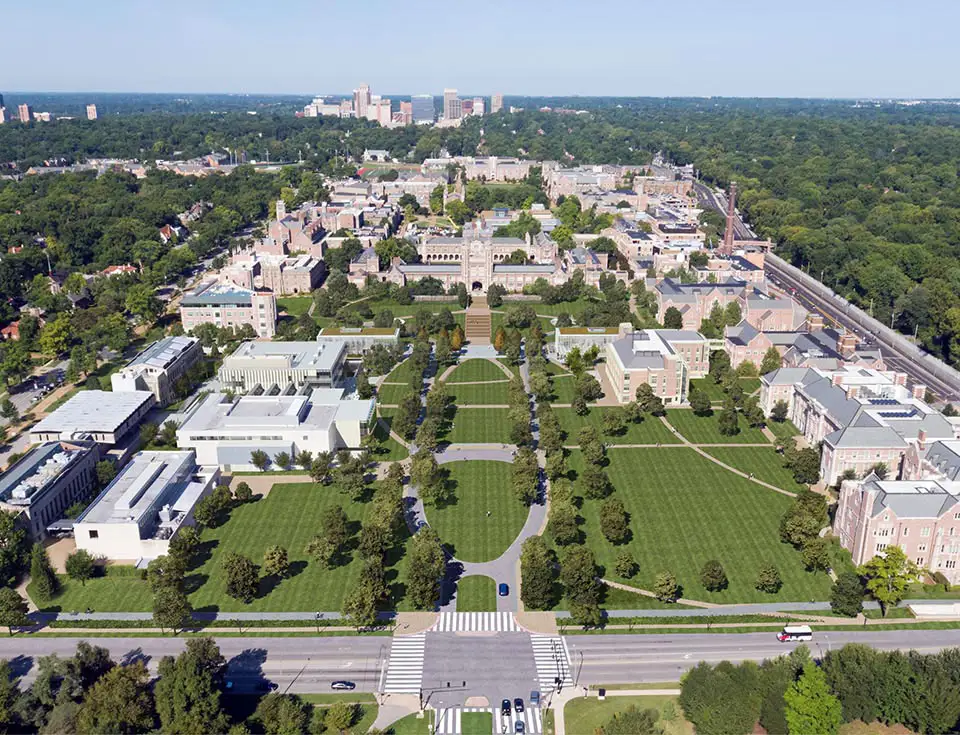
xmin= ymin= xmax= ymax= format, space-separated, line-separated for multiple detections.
xmin=446 ymin=359 xmax=510 ymax=383
xmin=314 ymin=702 xmax=378 ymax=734
xmin=530 ymin=299 xmax=599 ymax=318
xmin=373 ymin=418 xmax=409 ymax=461
xmin=665 ymin=409 xmax=770 ymax=444
xmin=689 ymin=377 xmax=761 ymax=403
xmin=564 ymin=696 xmax=691 ymax=735
xmin=347 ymin=298 xmax=461 ymax=319
xmin=276 ymin=296 xmax=313 ymax=316
xmin=383 ymin=358 xmax=422 ymax=384
xmin=490 ymin=312 xmax=556 ymax=341
xmin=426 ymin=461 xmax=528 ymax=563
xmin=550 ymin=375 xmax=579 ymax=404
xmin=544 ymin=361 xmax=571 ymax=376
xmin=35 ymin=483 xmax=416 ymax=613
xmin=569 ymin=449 xmax=835 ymax=603
xmin=462 ymin=711 xmax=493 ymax=735
xmin=556 ymin=584 xmax=692 ymax=612
xmin=377 ymin=382 xmax=417 ymax=406
xmin=702 ymin=446 xmax=806 ymax=493
xmin=442 ymin=408 xmax=514 ymax=444
xmin=456 ymin=576 xmax=496 ymax=611
xmin=767 ymin=419 xmax=801 ymax=442
xmin=385 ymin=712 xmax=433 ymax=735
xmin=555 ymin=408 xmax=681 ymax=445
xmin=447 ymin=381 xmax=510 ymax=405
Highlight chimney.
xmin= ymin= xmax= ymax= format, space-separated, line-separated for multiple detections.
xmin=720 ymin=181 xmax=737 ymax=256
xmin=832 ymin=373 xmax=844 ymax=386
xmin=275 ymin=199 xmax=286 ymax=220
xmin=618 ymin=322 xmax=634 ymax=339
xmin=918 ymin=428 xmax=927 ymax=451
xmin=806 ymin=312 xmax=825 ymax=332
xmin=913 ymin=384 xmax=927 ymax=401
xmin=837 ymin=332 xmax=858 ymax=359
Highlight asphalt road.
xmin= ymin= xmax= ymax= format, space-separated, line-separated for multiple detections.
xmin=567 ymin=629 xmax=960 ymax=685
xmin=0 ymin=636 xmax=390 ymax=694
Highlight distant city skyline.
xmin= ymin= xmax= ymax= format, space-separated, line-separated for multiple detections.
xmin=4 ymin=0 xmax=960 ymax=98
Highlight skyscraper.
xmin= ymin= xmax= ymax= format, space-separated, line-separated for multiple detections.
xmin=86 ymin=104 xmax=98 ymax=121
xmin=399 ymin=101 xmax=413 ymax=125
xmin=411 ymin=94 xmax=433 ymax=124
xmin=18 ymin=104 xmax=32 ymax=123
xmin=473 ymin=97 xmax=486 ymax=116
xmin=443 ymin=89 xmax=461 ymax=120
xmin=491 ymin=93 xmax=503 ymax=114
xmin=353 ymin=83 xmax=371 ymax=119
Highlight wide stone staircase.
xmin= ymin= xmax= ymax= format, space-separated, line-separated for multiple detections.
xmin=464 ymin=293 xmax=491 ymax=345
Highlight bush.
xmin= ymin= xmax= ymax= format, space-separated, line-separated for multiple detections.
xmin=932 ymin=571 xmax=951 ymax=592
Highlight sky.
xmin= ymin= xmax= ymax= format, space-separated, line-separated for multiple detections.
xmin=5 ymin=0 xmax=959 ymax=98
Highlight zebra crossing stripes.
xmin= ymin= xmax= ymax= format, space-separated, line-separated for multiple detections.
xmin=434 ymin=707 xmax=543 ymax=735
xmin=383 ymin=633 xmax=426 ymax=693
xmin=531 ymin=635 xmax=571 ymax=692
xmin=434 ymin=611 xmax=520 ymax=633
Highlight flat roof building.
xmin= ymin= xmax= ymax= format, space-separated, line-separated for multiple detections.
xmin=30 ymin=390 xmax=156 ymax=445
xmin=218 ymin=340 xmax=346 ymax=393
xmin=0 ymin=441 xmax=98 ymax=540
xmin=177 ymin=389 xmax=375 ymax=470
xmin=180 ymin=279 xmax=277 ymax=338
xmin=111 ymin=336 xmax=203 ymax=406
xmin=74 ymin=450 xmax=219 ymax=563
xmin=317 ymin=326 xmax=400 ymax=355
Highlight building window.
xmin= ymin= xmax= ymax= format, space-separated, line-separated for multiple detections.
xmin=917 ymin=557 xmax=925 ymax=566
xmin=903 ymin=527 xmax=909 ymax=537
xmin=918 ymin=544 xmax=927 ymax=552
xmin=89 ymin=530 xmax=98 ymax=539
xmin=948 ymin=560 xmax=957 ymax=569
xmin=876 ymin=543 xmax=887 ymax=552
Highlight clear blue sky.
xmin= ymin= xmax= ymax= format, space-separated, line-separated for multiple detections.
xmin=6 ymin=0 xmax=958 ymax=98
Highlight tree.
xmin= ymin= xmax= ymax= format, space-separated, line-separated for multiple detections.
xmin=29 ymin=543 xmax=59 ymax=600
xmin=599 ymin=497 xmax=629 ymax=544
xmin=158 ymin=419 xmax=179 ymax=446
xmin=755 ymin=563 xmax=782 ymax=594
xmin=65 ymin=549 xmax=96 ymax=586
xmin=0 ymin=587 xmax=29 ymax=633
xmin=578 ymin=426 xmax=605 ymax=466
xmin=324 ymin=701 xmax=357 ymax=733
xmin=784 ymin=663 xmax=842 ymax=735
xmin=654 ymin=571 xmax=680 ymax=602
xmin=263 ymin=545 xmax=290 ymax=579
xmin=273 ymin=451 xmax=291 ymax=471
xmin=406 ymin=528 xmax=446 ymax=609
xmin=0 ymin=399 xmax=17 ymax=424
xmin=76 ymin=661 xmax=156 ymax=734
xmin=689 ymin=390 xmax=712 ymax=416
xmin=724 ymin=301 xmax=742 ymax=326
xmin=635 ymin=384 xmax=665 ymax=416
xmin=742 ymin=396 xmax=766 ymax=428
xmin=717 ymin=398 xmax=740 ymax=436
xmin=709 ymin=350 xmax=732 ymax=384
xmin=233 ymin=481 xmax=253 ymax=504
xmin=597 ymin=705 xmax=661 ymax=735
xmin=305 ymin=536 xmax=336 ymax=569
xmin=520 ymin=536 xmax=556 ymax=610
xmin=662 ymin=306 xmax=683 ymax=329
xmin=560 ymin=545 xmax=600 ymax=606
xmin=222 ymin=553 xmax=259 ymax=603
xmin=0 ymin=512 xmax=24 ymax=587
xmin=580 ymin=464 xmax=611 ymax=500
xmin=168 ymin=527 xmax=200 ymax=563
xmin=153 ymin=586 xmax=192 ymax=634
xmin=790 ymin=447 xmax=822 ymax=484
xmin=830 ymin=571 xmax=865 ymax=617
xmin=155 ymin=638 xmax=229 ymax=735
xmin=601 ymin=408 xmax=627 ymax=437
xmin=614 ymin=550 xmax=637 ymax=579
xmin=253 ymin=693 xmax=308 ymax=735
xmin=802 ymin=537 xmax=832 ymax=574
xmin=493 ymin=326 xmax=506 ymax=353
xmin=760 ymin=346 xmax=782 ymax=375
xmin=549 ymin=495 xmax=579 ymax=546
xmin=310 ymin=452 xmax=333 ymax=484
xmin=125 ymin=284 xmax=162 ymax=323
xmin=192 ymin=496 xmax=217 ymax=529
xmin=250 ymin=449 xmax=269 ymax=471
xmin=415 ymin=417 xmax=439 ymax=452
xmin=147 ymin=554 xmax=186 ymax=593
xmin=95 ymin=460 xmax=117 ymax=486
xmin=860 ymin=546 xmax=919 ymax=615
xmin=770 ymin=400 xmax=789 ymax=423
xmin=779 ymin=489 xmax=829 ymax=548
xmin=139 ymin=421 xmax=159 ymax=447
xmin=342 ymin=581 xmax=380 ymax=630
xmin=700 ymin=559 xmax=728 ymax=592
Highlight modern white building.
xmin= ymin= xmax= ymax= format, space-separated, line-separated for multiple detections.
xmin=30 ymin=390 xmax=156 ymax=445
xmin=73 ymin=450 xmax=219 ymax=563
xmin=0 ymin=441 xmax=99 ymax=540
xmin=217 ymin=340 xmax=346 ymax=393
xmin=110 ymin=336 xmax=203 ymax=406
xmin=316 ymin=327 xmax=400 ymax=354
xmin=176 ymin=389 xmax=375 ymax=470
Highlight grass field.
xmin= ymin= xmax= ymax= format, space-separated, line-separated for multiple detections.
xmin=569 ymin=448 xmax=835 ymax=603
xmin=314 ymin=702 xmax=378 ymax=734
xmin=550 ymin=375 xmax=579 ymax=404
xmin=461 ymin=711 xmax=493 ymax=735
xmin=385 ymin=712 xmax=432 ymax=734
xmin=689 ymin=377 xmax=761 ymax=402
xmin=447 ymin=381 xmax=510 ymax=405
xmin=456 ymin=576 xmax=496 ymax=611
xmin=767 ymin=419 xmax=801 ymax=442
xmin=555 ymin=408 xmax=681 ymax=445
xmin=36 ymin=483 xmax=416 ymax=613
xmin=701 ymin=446 xmax=806 ymax=493
xmin=564 ymin=696 xmax=691 ymax=735
xmin=276 ymin=296 xmax=313 ymax=316
xmin=426 ymin=461 xmax=527 ymax=563
xmin=446 ymin=359 xmax=510 ymax=383
xmin=556 ymin=583 xmax=692 ymax=612
xmin=665 ymin=409 xmax=771 ymax=445
xmin=373 ymin=418 xmax=409 ymax=461
xmin=377 ymin=382 xmax=417 ymax=406
xmin=346 ymin=298 xmax=461 ymax=319
xmin=442 ymin=408 xmax=514 ymax=444
xmin=383 ymin=358 xmax=423 ymax=384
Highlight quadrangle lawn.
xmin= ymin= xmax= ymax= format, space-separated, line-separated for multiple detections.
xmin=567 ymin=448 xmax=835 ymax=603
xmin=702 ymin=446 xmax=807 ymax=493
xmin=377 ymin=382 xmax=418 ymax=406
xmin=34 ymin=483 xmax=418 ymax=613
xmin=447 ymin=381 xmax=510 ymax=405
xmin=276 ymin=296 xmax=313 ymax=316
xmin=446 ymin=359 xmax=511 ymax=383
xmin=555 ymin=408 xmax=681 ymax=445
xmin=550 ymin=375 xmax=579 ymax=404
xmin=690 ymin=377 xmax=761 ymax=403
xmin=441 ymin=408 xmax=514 ymax=444
xmin=665 ymin=409 xmax=770 ymax=445
xmin=427 ymin=461 xmax=528 ymax=563
xmin=455 ymin=576 xmax=496 ymax=612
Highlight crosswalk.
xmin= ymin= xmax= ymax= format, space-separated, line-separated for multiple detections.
xmin=434 ymin=706 xmax=543 ymax=735
xmin=383 ymin=633 xmax=426 ymax=693
xmin=433 ymin=611 xmax=521 ymax=633
xmin=530 ymin=635 xmax=570 ymax=693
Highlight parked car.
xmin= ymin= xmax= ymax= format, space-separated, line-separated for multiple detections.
xmin=331 ymin=681 xmax=355 ymax=690
xmin=501 ymin=699 xmax=511 ymax=716
xmin=498 ymin=583 xmax=509 ymax=597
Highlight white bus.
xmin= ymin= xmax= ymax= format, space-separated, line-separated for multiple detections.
xmin=777 ymin=624 xmax=813 ymax=642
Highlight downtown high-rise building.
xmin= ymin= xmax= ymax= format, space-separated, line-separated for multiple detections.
xmin=473 ymin=97 xmax=485 ymax=116
xmin=491 ymin=93 xmax=503 ymax=114
xmin=18 ymin=103 xmax=32 ymax=123
xmin=411 ymin=94 xmax=433 ymax=124
xmin=86 ymin=104 xmax=98 ymax=121
xmin=443 ymin=88 xmax=461 ymax=120
xmin=353 ymin=83 xmax=371 ymax=118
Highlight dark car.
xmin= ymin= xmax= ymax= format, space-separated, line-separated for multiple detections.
xmin=331 ymin=681 xmax=355 ymax=690
xmin=501 ymin=699 xmax=511 ymax=716
xmin=514 ymin=698 xmax=524 ymax=714
xmin=498 ymin=583 xmax=509 ymax=597
xmin=515 ymin=722 xmax=525 ymax=734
